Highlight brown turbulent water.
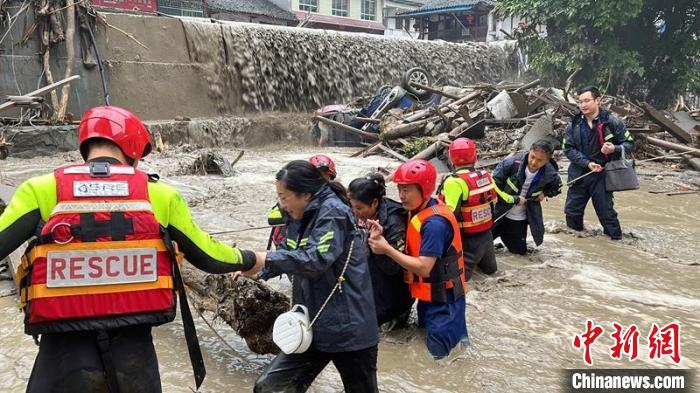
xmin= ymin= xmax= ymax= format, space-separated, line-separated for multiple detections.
xmin=1 ymin=146 xmax=698 ymax=392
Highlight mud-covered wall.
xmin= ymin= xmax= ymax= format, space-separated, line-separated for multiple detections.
xmin=1 ymin=12 xmax=514 ymax=121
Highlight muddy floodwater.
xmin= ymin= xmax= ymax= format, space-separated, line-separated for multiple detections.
xmin=1 ymin=146 xmax=698 ymax=392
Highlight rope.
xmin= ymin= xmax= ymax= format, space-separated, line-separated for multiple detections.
xmin=210 ymin=224 xmax=282 ymax=236
xmin=187 ymin=293 xmax=238 ymax=353
xmin=565 ymin=150 xmax=694 ymax=187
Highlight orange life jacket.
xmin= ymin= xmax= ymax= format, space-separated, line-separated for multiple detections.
xmin=16 ymin=163 xmax=181 ymax=335
xmin=404 ymin=202 xmax=466 ymax=303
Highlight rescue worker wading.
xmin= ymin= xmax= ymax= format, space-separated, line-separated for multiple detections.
xmin=368 ymin=159 xmax=469 ymax=359
xmin=439 ymin=138 xmax=506 ymax=280
xmin=0 ymin=106 xmax=258 ymax=393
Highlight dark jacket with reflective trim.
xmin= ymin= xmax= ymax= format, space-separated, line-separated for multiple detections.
xmin=260 ymin=185 xmax=378 ymax=352
xmin=492 ymin=152 xmax=562 ymax=245
xmin=365 ymin=198 xmax=412 ymax=325
xmin=0 ymin=158 xmax=256 ymax=273
xmin=564 ymin=109 xmax=635 ymax=180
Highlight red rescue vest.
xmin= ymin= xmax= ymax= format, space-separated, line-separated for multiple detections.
xmin=455 ymin=170 xmax=497 ymax=234
xmin=16 ymin=163 xmax=180 ymax=335
xmin=404 ymin=202 xmax=466 ymax=303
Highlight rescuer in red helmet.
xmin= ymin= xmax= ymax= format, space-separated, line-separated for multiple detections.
xmin=366 ymin=159 xmax=469 ymax=359
xmin=0 ymin=106 xmax=259 ymax=392
xmin=437 ymin=137 xmax=504 ymax=280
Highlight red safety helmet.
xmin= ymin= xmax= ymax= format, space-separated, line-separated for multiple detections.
xmin=309 ymin=154 xmax=337 ymax=179
xmin=393 ymin=159 xmax=437 ymax=200
xmin=449 ymin=137 xmax=477 ymax=167
xmin=78 ymin=106 xmax=152 ymax=161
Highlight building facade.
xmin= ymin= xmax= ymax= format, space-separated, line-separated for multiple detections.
xmin=292 ymin=0 xmax=386 ymax=34
xmin=397 ymin=0 xmax=494 ymax=42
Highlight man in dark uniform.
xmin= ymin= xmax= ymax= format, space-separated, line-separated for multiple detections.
xmin=563 ymin=86 xmax=635 ymax=239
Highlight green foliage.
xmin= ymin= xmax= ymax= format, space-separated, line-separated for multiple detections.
xmin=400 ymin=137 xmax=434 ymax=158
xmin=497 ymin=0 xmax=700 ymax=106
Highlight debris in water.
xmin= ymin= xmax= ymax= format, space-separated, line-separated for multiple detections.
xmin=181 ymin=263 xmax=289 ymax=355
xmin=188 ymin=150 xmax=238 ymax=177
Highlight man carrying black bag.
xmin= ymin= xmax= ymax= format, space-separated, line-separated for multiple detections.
xmin=563 ymin=86 xmax=636 ymax=240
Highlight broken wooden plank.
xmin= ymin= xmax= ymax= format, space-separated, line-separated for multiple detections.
xmin=363 ymin=142 xmax=384 ymax=158
xmin=376 ymin=143 xmax=409 ymax=162
xmin=0 ymin=75 xmax=81 ymax=113
xmin=354 ymin=116 xmax=381 ymax=124
xmin=380 ymin=120 xmax=428 ymax=141
xmin=645 ymin=136 xmax=700 ymax=158
xmin=409 ymin=82 xmax=460 ymax=100
xmin=403 ymin=91 xmax=481 ymax=123
xmin=514 ymin=79 xmax=541 ymax=93
xmin=641 ymin=103 xmax=692 ymax=144
xmin=314 ymin=116 xmax=380 ymax=142
xmin=666 ymin=190 xmax=700 ymax=196
xmin=351 ymin=142 xmax=380 ymax=157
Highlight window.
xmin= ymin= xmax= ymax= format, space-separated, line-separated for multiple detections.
xmin=361 ymin=0 xmax=376 ymax=20
xmin=299 ymin=0 xmax=318 ymax=12
xmin=332 ymin=0 xmax=348 ymax=16
xmin=157 ymin=0 xmax=203 ymax=17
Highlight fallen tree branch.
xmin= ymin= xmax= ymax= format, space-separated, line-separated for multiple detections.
xmin=95 ymin=13 xmax=149 ymax=49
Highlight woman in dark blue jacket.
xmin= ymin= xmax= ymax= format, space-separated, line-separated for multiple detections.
xmin=244 ymin=160 xmax=378 ymax=393
xmin=348 ymin=174 xmax=413 ymax=329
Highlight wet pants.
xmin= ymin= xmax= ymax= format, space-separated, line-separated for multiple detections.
xmin=26 ymin=326 xmax=161 ymax=393
xmin=461 ymin=230 xmax=497 ymax=280
xmin=417 ymin=294 xmax=468 ymax=359
xmin=492 ymin=218 xmax=528 ymax=255
xmin=565 ymin=171 xmax=622 ymax=238
xmin=254 ymin=345 xmax=379 ymax=393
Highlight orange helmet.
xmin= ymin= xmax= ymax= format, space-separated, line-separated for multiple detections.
xmin=393 ymin=159 xmax=437 ymax=200
xmin=78 ymin=106 xmax=152 ymax=161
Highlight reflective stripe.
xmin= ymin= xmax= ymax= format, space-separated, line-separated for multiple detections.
xmin=319 ymin=231 xmax=334 ymax=244
xmin=532 ymin=191 xmax=543 ymax=196
xmin=318 ymin=245 xmax=330 ymax=253
xmin=409 ymin=215 xmax=423 ymax=234
xmin=51 ymin=201 xmax=153 ymax=214
xmin=287 ymin=239 xmax=298 ymax=248
xmin=64 ymin=166 xmax=136 ymax=175
xmin=29 ymin=239 xmax=169 ymax=259
xmin=506 ymin=178 xmax=519 ymax=193
xmin=299 ymin=238 xmax=309 ymax=247
xmin=625 ymin=131 xmax=632 ymax=140
xmin=605 ymin=134 xmax=614 ymax=141
xmin=470 ymin=183 xmax=495 ymax=195
xmin=28 ymin=276 xmax=174 ymax=300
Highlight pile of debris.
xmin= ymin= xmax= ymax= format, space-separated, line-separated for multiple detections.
xmin=312 ymin=76 xmax=700 ymax=172
xmin=181 ymin=263 xmax=289 ymax=355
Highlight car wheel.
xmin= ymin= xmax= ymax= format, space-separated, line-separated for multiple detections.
xmin=402 ymin=67 xmax=432 ymax=100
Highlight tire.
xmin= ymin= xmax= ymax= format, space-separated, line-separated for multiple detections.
xmin=401 ymin=67 xmax=432 ymax=100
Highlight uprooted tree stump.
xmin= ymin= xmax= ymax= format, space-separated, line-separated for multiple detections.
xmin=180 ymin=262 xmax=290 ymax=354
